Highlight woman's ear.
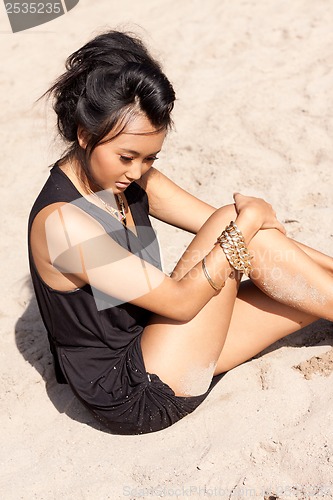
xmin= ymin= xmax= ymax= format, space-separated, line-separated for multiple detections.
xmin=77 ymin=127 xmax=89 ymax=149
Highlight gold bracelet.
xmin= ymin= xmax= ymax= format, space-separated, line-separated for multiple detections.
xmin=202 ymin=256 xmax=224 ymax=292
xmin=216 ymin=221 xmax=253 ymax=277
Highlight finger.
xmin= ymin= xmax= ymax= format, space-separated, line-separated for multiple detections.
xmin=262 ymin=221 xmax=286 ymax=234
xmin=233 ymin=192 xmax=244 ymax=204
xmin=276 ymin=221 xmax=286 ymax=234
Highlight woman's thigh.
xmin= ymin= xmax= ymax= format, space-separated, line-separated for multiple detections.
xmin=141 ymin=204 xmax=241 ymax=396
xmin=141 ymin=204 xmax=319 ymax=397
xmin=214 ymin=279 xmax=317 ymax=374
xmin=141 ymin=274 xmax=241 ymax=397
xmin=141 ymin=278 xmax=317 ymax=397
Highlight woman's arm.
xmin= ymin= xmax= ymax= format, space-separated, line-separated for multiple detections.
xmin=137 ymin=167 xmax=217 ymax=233
xmin=40 ymin=202 xmax=228 ymax=321
xmin=35 ymin=194 xmax=283 ymax=323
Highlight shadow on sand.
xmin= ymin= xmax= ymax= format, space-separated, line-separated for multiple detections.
xmin=15 ymin=276 xmax=333 ymax=429
xmin=15 ymin=277 xmax=107 ymax=432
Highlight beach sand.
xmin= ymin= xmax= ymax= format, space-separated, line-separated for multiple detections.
xmin=1 ymin=0 xmax=333 ymax=498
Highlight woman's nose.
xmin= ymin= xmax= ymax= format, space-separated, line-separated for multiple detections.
xmin=126 ymin=160 xmax=143 ymax=180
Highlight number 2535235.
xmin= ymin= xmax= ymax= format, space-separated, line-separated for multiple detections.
xmin=5 ymin=3 xmax=62 ymax=14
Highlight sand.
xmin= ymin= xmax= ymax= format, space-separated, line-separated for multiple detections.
xmin=1 ymin=0 xmax=333 ymax=498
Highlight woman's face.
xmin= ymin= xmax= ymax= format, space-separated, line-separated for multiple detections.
xmin=80 ymin=115 xmax=167 ymax=193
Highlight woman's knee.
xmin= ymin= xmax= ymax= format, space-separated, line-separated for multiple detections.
xmin=209 ymin=203 xmax=237 ymax=227
xmin=196 ymin=204 xmax=238 ymax=243
xmin=171 ymin=204 xmax=238 ymax=279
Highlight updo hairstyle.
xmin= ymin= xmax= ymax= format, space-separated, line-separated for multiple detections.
xmin=45 ymin=30 xmax=176 ymax=177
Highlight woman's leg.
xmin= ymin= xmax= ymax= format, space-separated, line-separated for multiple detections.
xmin=246 ymin=227 xmax=333 ymax=319
xmin=292 ymin=239 xmax=333 ymax=276
xmin=141 ymin=205 xmax=333 ymax=396
xmin=214 ymin=279 xmax=316 ymax=374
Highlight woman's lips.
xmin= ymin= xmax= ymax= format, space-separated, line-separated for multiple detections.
xmin=115 ymin=181 xmax=131 ymax=189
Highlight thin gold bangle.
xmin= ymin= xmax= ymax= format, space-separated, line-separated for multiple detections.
xmin=202 ymin=256 xmax=224 ymax=292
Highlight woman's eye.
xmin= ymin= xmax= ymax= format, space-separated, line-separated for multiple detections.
xmin=119 ymin=155 xmax=158 ymax=163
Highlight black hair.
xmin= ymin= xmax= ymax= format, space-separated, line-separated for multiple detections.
xmin=44 ymin=30 xmax=176 ymax=177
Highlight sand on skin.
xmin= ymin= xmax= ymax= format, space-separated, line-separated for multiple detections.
xmin=1 ymin=1 xmax=333 ymax=498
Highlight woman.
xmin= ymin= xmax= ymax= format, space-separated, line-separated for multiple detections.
xmin=29 ymin=30 xmax=333 ymax=434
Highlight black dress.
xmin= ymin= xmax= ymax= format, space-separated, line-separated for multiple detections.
xmin=28 ymin=163 xmax=223 ymax=434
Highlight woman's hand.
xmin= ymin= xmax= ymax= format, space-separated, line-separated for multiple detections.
xmin=233 ymin=192 xmax=286 ymax=236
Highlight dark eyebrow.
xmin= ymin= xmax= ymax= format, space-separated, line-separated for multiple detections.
xmin=119 ymin=149 xmax=139 ymax=155
xmin=119 ymin=148 xmax=161 ymax=156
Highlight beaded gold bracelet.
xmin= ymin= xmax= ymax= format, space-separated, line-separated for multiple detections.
xmin=202 ymin=256 xmax=225 ymax=292
xmin=216 ymin=221 xmax=253 ymax=277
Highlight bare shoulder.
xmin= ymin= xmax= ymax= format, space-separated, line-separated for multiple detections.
xmin=137 ymin=168 xmax=216 ymax=233
xmin=30 ymin=202 xmax=67 ymax=250
xmin=30 ymin=201 xmax=105 ymax=290
xmin=136 ymin=167 xmax=162 ymax=193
